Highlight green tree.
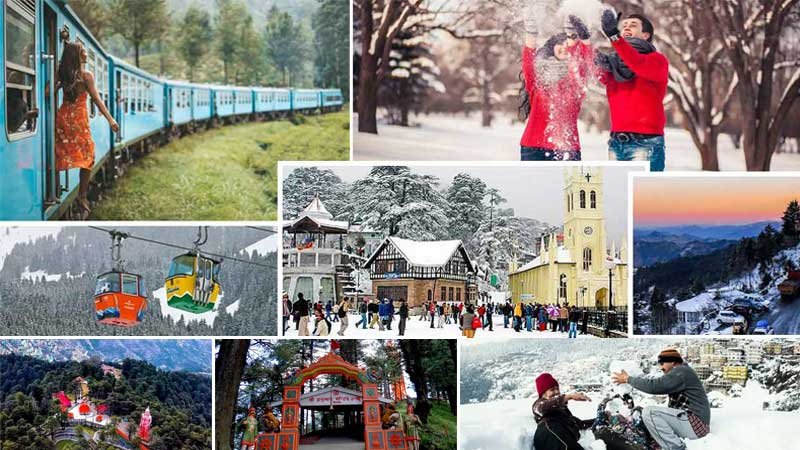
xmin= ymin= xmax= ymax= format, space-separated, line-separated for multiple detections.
xmin=782 ymin=199 xmax=800 ymax=238
xmin=264 ymin=6 xmax=309 ymax=86
xmin=313 ymin=0 xmax=349 ymax=96
xmin=178 ymin=5 xmax=213 ymax=82
xmin=108 ymin=0 xmax=170 ymax=68
xmin=66 ymin=0 xmax=111 ymax=42
xmin=215 ymin=0 xmax=249 ymax=84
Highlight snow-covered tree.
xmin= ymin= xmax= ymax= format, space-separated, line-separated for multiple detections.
xmin=381 ymin=26 xmax=444 ymax=126
xmin=346 ymin=166 xmax=449 ymax=240
xmin=281 ymin=167 xmax=348 ymax=220
xmin=445 ymin=173 xmax=487 ymax=241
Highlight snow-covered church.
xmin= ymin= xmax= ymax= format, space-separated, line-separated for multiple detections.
xmin=508 ymin=167 xmax=627 ymax=309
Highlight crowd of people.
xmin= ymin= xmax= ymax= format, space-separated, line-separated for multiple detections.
xmin=282 ymin=292 xmax=622 ymax=337
xmin=282 ymin=291 xmax=481 ymax=337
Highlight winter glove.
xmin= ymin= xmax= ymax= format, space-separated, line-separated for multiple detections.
xmin=601 ymin=8 xmax=621 ymax=39
xmin=566 ymin=15 xmax=591 ymax=40
xmin=523 ymin=3 xmax=540 ymax=35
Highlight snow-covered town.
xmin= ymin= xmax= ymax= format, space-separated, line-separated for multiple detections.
xmin=281 ymin=164 xmax=638 ymax=338
xmin=460 ymin=338 xmax=800 ymax=450
xmin=633 ymin=177 xmax=800 ymax=335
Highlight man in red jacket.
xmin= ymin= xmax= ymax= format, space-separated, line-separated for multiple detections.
xmin=598 ymin=10 xmax=668 ymax=171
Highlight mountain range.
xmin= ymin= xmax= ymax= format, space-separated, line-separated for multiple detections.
xmin=0 ymin=339 xmax=211 ymax=373
xmin=633 ymin=221 xmax=779 ymax=267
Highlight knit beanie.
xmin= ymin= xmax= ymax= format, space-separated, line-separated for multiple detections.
xmin=536 ymin=373 xmax=559 ymax=397
xmin=658 ymin=348 xmax=683 ymax=364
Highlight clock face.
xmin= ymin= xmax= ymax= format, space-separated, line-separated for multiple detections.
xmin=584 ymin=226 xmax=593 ymax=235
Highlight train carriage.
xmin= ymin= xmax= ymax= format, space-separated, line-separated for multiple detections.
xmin=1 ymin=0 xmax=115 ymax=219
xmin=111 ymin=56 xmax=165 ymax=146
xmin=232 ymin=86 xmax=253 ymax=117
xmin=0 ymin=0 xmax=343 ymax=221
xmin=291 ymin=88 xmax=321 ymax=113
xmin=165 ymin=80 xmax=193 ymax=126
xmin=320 ymin=88 xmax=343 ymax=112
xmin=211 ymin=85 xmax=235 ymax=118
xmin=252 ymin=87 xmax=291 ymax=118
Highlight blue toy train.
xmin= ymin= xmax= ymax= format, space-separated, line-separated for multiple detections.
xmin=0 ymin=0 xmax=343 ymax=220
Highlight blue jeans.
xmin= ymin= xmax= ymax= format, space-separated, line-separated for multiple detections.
xmin=356 ymin=313 xmax=367 ymax=329
xmin=607 ymin=134 xmax=665 ymax=171
xmin=569 ymin=322 xmax=577 ymax=338
xmin=521 ymin=147 xmax=581 ymax=161
xmin=525 ymin=316 xmax=532 ymax=331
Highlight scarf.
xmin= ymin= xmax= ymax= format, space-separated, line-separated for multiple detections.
xmin=534 ymin=51 xmax=571 ymax=87
xmin=595 ymin=37 xmax=656 ymax=82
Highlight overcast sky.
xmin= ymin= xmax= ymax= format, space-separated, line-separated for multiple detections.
xmin=283 ymin=165 xmax=640 ymax=242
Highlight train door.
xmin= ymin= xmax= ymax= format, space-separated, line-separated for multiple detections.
xmin=115 ymin=70 xmax=124 ymax=141
xmin=41 ymin=4 xmax=59 ymax=211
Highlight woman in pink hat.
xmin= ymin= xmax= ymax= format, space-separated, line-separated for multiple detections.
xmin=531 ymin=373 xmax=593 ymax=450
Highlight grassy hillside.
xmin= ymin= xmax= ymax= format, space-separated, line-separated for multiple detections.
xmin=89 ymin=110 xmax=349 ymax=220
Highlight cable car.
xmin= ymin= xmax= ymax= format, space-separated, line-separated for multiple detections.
xmin=165 ymin=252 xmax=221 ymax=313
xmin=94 ymin=270 xmax=147 ymax=327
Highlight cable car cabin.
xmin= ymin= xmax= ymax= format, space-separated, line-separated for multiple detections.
xmin=165 ymin=252 xmax=221 ymax=314
xmin=93 ymin=271 xmax=147 ymax=327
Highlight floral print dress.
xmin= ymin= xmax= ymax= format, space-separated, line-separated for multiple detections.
xmin=55 ymin=90 xmax=94 ymax=170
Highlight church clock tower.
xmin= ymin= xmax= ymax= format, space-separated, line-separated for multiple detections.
xmin=563 ymin=167 xmax=607 ymax=275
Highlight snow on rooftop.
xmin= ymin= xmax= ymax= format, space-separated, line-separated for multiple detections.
xmin=676 ymin=292 xmax=718 ymax=313
xmin=388 ymin=237 xmax=463 ymax=268
xmin=302 ymin=195 xmax=333 ymax=220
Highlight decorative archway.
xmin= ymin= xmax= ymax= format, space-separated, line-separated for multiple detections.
xmin=595 ymin=288 xmax=609 ymax=308
xmin=268 ymin=352 xmax=407 ymax=450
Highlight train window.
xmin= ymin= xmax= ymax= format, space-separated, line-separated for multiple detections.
xmin=5 ymin=0 xmax=37 ymax=137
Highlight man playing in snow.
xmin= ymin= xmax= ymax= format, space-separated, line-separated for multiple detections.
xmin=532 ymin=372 xmax=594 ymax=450
xmin=597 ymin=10 xmax=668 ymax=171
xmin=611 ymin=348 xmax=710 ymax=450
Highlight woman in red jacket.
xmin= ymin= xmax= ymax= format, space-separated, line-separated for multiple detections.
xmin=519 ymin=16 xmax=594 ymax=161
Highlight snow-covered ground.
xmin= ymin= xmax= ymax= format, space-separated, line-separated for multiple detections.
xmin=354 ymin=113 xmax=800 ymax=171
xmin=282 ymin=312 xmax=461 ymax=337
xmin=0 ymin=227 xmax=60 ymax=271
xmin=241 ymin=234 xmax=278 ymax=257
xmin=473 ymin=313 xmax=598 ymax=338
xmin=461 ymin=380 xmax=798 ymax=450
xmin=20 ymin=266 xmax=84 ymax=282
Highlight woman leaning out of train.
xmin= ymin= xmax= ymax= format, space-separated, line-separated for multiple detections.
xmin=56 ymin=41 xmax=119 ymax=217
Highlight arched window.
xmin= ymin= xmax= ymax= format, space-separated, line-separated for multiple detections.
xmin=580 ymin=190 xmax=586 ymax=208
xmin=583 ymin=247 xmax=592 ymax=271
xmin=559 ymin=274 xmax=567 ymax=300
xmin=427 ymin=290 xmax=432 ymax=301
xmin=590 ymin=191 xmax=597 ymax=209
xmin=566 ymin=194 xmax=570 ymax=212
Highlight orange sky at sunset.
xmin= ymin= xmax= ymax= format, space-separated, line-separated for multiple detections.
xmin=634 ymin=177 xmax=800 ymax=227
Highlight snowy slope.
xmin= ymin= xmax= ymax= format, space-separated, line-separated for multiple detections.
xmin=0 ymin=227 xmax=60 ymax=271
xmin=461 ymin=382 xmax=799 ymax=450
xmin=241 ymin=234 xmax=278 ymax=257
xmin=354 ymin=113 xmax=800 ymax=171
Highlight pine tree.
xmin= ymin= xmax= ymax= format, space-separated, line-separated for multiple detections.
xmin=264 ymin=6 xmax=309 ymax=86
xmin=282 ymin=167 xmax=348 ymax=220
xmin=782 ymin=199 xmax=800 ymax=238
xmin=380 ymin=27 xmax=442 ymax=126
xmin=348 ymin=167 xmax=448 ymax=239
xmin=312 ymin=0 xmax=349 ymax=97
xmin=445 ymin=173 xmax=487 ymax=242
